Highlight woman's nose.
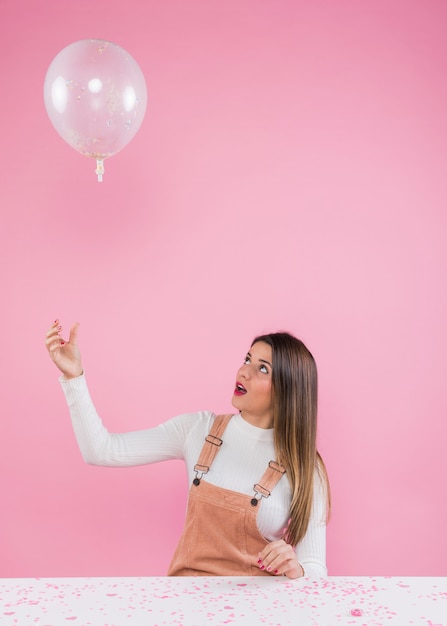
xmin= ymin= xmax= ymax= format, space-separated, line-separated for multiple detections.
xmin=239 ymin=364 xmax=250 ymax=379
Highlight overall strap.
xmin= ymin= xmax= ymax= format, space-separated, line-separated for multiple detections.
xmin=193 ymin=414 xmax=233 ymax=485
xmin=250 ymin=461 xmax=287 ymax=507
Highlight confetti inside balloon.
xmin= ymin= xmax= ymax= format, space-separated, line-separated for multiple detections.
xmin=44 ymin=39 xmax=147 ymax=181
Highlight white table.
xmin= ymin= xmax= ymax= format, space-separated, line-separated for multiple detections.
xmin=1 ymin=576 xmax=446 ymax=625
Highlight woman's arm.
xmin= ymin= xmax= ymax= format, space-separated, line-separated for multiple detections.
xmin=46 ymin=320 xmax=201 ymax=467
xmin=295 ymin=472 xmax=328 ymax=577
xmin=257 ymin=471 xmax=328 ymax=578
xmin=60 ymin=374 xmax=194 ymax=467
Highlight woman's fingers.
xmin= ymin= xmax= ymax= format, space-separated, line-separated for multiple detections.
xmin=257 ymin=540 xmax=303 ymax=578
xmin=45 ymin=320 xmax=77 ymax=346
xmin=68 ymin=322 xmax=79 ymax=345
xmin=45 ymin=320 xmax=83 ymax=378
xmin=45 ymin=320 xmax=60 ymax=338
xmin=45 ymin=320 xmax=65 ymax=351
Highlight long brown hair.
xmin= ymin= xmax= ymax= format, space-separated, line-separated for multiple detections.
xmin=252 ymin=332 xmax=330 ymax=546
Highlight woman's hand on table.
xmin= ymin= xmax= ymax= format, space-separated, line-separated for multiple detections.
xmin=257 ymin=540 xmax=305 ymax=579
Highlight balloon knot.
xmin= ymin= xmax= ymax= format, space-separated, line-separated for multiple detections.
xmin=95 ymin=159 xmax=105 ymax=182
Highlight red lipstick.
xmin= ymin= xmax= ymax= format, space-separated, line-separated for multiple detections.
xmin=234 ymin=382 xmax=247 ymax=396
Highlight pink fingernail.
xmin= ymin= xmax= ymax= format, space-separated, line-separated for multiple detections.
xmin=274 ymin=569 xmax=279 ymax=575
xmin=266 ymin=566 xmax=272 ymax=572
xmin=60 ymin=341 xmax=65 ymax=345
xmin=257 ymin=558 xmax=262 ymax=564
xmin=260 ymin=565 xmax=265 ymax=570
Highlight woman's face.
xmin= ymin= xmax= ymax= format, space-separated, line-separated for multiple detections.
xmin=231 ymin=340 xmax=273 ymax=428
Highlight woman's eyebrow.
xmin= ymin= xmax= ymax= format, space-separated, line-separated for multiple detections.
xmin=248 ymin=352 xmax=272 ymax=368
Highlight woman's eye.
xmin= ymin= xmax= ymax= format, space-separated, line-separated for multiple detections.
xmin=244 ymin=356 xmax=250 ymax=364
xmin=260 ymin=364 xmax=268 ymax=374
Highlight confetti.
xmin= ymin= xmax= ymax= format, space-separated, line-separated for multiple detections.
xmin=0 ymin=576 xmax=445 ymax=625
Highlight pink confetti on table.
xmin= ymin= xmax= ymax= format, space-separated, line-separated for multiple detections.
xmin=0 ymin=576 xmax=445 ymax=625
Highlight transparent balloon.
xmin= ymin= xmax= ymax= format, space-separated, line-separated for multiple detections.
xmin=44 ymin=39 xmax=147 ymax=181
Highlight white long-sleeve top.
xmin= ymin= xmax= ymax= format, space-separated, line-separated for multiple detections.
xmin=60 ymin=374 xmax=328 ymax=577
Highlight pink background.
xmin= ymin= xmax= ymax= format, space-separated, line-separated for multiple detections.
xmin=1 ymin=0 xmax=446 ymax=578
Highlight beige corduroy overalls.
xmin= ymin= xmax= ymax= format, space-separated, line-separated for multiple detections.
xmin=168 ymin=414 xmax=287 ymax=576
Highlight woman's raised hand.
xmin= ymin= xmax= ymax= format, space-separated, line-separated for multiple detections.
xmin=45 ymin=320 xmax=83 ymax=379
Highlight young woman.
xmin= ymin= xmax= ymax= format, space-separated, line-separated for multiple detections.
xmin=45 ymin=321 xmax=330 ymax=578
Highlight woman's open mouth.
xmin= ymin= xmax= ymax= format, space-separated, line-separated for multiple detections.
xmin=234 ymin=382 xmax=247 ymax=396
